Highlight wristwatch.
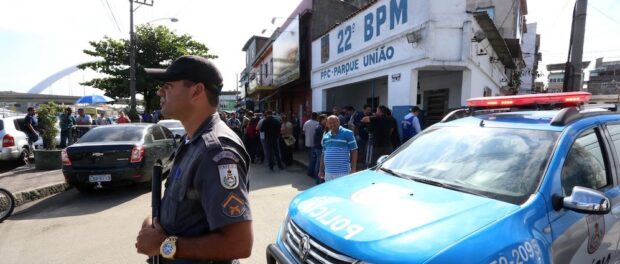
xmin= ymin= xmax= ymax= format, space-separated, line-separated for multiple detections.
xmin=160 ymin=236 xmax=178 ymax=259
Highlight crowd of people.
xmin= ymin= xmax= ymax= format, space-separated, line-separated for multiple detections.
xmin=219 ymin=110 xmax=301 ymax=171
xmin=220 ymin=104 xmax=424 ymax=184
xmin=302 ymin=104 xmax=424 ymax=184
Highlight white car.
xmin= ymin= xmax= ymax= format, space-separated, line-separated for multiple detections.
xmin=0 ymin=116 xmax=32 ymax=164
xmin=157 ymin=119 xmax=185 ymax=139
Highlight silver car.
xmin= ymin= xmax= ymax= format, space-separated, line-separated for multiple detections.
xmin=0 ymin=116 xmax=32 ymax=164
xmin=157 ymin=119 xmax=185 ymax=139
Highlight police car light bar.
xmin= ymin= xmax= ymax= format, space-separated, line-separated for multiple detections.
xmin=467 ymin=92 xmax=592 ymax=108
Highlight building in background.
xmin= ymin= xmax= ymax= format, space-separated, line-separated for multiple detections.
xmin=519 ymin=22 xmax=541 ymax=94
xmin=239 ymin=0 xmax=366 ymax=118
xmin=218 ymin=90 xmax=241 ymax=112
xmin=546 ymin=62 xmax=590 ymax=93
xmin=312 ymin=0 xmax=525 ymax=127
xmin=588 ymin=58 xmax=620 ymax=95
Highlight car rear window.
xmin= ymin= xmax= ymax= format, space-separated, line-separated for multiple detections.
xmin=381 ymin=126 xmax=560 ymax=204
xmin=78 ymin=126 xmax=145 ymax=142
xmin=0 ymin=120 xmax=3 ymax=131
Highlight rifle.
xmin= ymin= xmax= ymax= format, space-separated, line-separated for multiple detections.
xmin=151 ymin=164 xmax=163 ymax=264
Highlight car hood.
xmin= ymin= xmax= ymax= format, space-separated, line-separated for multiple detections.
xmin=288 ymin=170 xmax=520 ymax=263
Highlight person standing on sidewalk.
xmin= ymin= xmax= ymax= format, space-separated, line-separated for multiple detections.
xmin=59 ymin=107 xmax=75 ymax=148
xmin=312 ymin=114 xmax=327 ymax=184
xmin=361 ymin=105 xmax=394 ymax=167
xmin=401 ymin=106 xmax=422 ymax=142
xmin=319 ymin=115 xmax=358 ymax=182
xmin=302 ymin=112 xmax=319 ymax=177
xmin=136 ymin=55 xmax=252 ymax=263
xmin=260 ymin=110 xmax=284 ymax=171
xmin=24 ymin=107 xmax=39 ymax=154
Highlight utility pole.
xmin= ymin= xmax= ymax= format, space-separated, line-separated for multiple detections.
xmin=129 ymin=0 xmax=153 ymax=112
xmin=563 ymin=0 xmax=588 ymax=92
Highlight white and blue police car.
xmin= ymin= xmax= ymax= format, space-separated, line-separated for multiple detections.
xmin=267 ymin=92 xmax=620 ymax=264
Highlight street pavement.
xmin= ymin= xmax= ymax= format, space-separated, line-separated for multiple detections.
xmin=0 ymin=150 xmax=315 ymax=264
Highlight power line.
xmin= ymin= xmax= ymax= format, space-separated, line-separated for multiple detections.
xmin=104 ymin=0 xmax=122 ymax=33
xmin=588 ymin=3 xmax=620 ymax=26
xmin=498 ymin=0 xmax=518 ymax=30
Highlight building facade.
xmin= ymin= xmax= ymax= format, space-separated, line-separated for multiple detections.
xmin=588 ymin=58 xmax=620 ymax=95
xmin=519 ymin=22 xmax=541 ymax=94
xmin=546 ymin=62 xmax=590 ymax=93
xmin=240 ymin=0 xmax=365 ymax=118
xmin=311 ymin=0 xmax=521 ymax=127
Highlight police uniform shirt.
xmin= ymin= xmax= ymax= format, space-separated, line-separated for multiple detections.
xmin=160 ymin=113 xmax=251 ymax=264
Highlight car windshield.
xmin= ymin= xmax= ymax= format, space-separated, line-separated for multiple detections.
xmin=159 ymin=121 xmax=183 ymax=129
xmin=78 ymin=126 xmax=145 ymax=143
xmin=380 ymin=126 xmax=559 ymax=204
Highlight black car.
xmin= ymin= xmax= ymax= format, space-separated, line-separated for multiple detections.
xmin=62 ymin=124 xmax=177 ymax=193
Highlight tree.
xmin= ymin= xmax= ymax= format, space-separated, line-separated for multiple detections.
xmin=37 ymin=101 xmax=63 ymax=150
xmin=79 ymin=24 xmax=216 ymax=115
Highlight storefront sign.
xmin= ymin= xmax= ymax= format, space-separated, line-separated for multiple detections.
xmin=320 ymin=46 xmax=396 ymax=80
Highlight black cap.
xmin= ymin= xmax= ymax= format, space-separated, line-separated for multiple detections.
xmin=145 ymin=55 xmax=223 ymax=95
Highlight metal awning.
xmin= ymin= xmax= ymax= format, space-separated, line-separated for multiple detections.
xmin=474 ymin=12 xmax=516 ymax=69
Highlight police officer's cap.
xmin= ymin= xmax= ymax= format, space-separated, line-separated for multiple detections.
xmin=145 ymin=55 xmax=223 ymax=95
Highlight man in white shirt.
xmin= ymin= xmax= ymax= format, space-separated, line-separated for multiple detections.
xmin=302 ymin=112 xmax=319 ymax=177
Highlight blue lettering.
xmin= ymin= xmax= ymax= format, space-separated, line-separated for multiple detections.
xmin=376 ymin=5 xmax=387 ymax=37
xmin=386 ymin=46 xmax=394 ymax=59
xmin=364 ymin=13 xmax=373 ymax=42
xmin=379 ymin=47 xmax=387 ymax=62
xmin=390 ymin=0 xmax=407 ymax=29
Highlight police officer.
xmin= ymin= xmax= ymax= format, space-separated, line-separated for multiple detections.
xmin=136 ymin=55 xmax=252 ymax=263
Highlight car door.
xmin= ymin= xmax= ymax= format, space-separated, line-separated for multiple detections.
xmin=549 ymin=126 xmax=620 ymax=264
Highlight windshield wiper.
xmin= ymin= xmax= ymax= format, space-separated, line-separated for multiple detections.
xmin=379 ymin=167 xmax=409 ymax=179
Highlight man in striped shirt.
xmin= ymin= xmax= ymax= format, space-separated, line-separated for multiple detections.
xmin=318 ymin=115 xmax=358 ymax=181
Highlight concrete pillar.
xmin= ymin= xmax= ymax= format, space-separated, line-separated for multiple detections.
xmin=387 ymin=69 xmax=418 ymax=108
xmin=312 ymin=87 xmax=324 ymax=112
xmin=461 ymin=69 xmax=473 ymax=106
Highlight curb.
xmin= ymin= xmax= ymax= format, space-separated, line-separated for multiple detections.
xmin=13 ymin=183 xmax=71 ymax=207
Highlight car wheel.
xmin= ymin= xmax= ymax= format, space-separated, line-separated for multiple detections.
xmin=20 ymin=148 xmax=30 ymax=166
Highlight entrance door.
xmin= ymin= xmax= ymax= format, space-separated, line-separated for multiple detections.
xmin=423 ymin=89 xmax=449 ymax=127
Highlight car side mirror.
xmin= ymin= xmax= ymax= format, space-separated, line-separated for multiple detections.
xmin=377 ymin=155 xmax=389 ymax=166
xmin=559 ymin=186 xmax=611 ymax=215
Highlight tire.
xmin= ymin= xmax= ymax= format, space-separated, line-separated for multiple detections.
xmin=0 ymin=188 xmax=15 ymax=223
xmin=19 ymin=147 xmax=30 ymax=166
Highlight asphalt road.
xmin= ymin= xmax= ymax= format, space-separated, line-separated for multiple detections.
xmin=0 ymin=162 xmax=314 ymax=264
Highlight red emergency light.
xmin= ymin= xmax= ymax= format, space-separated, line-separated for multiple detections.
xmin=467 ymin=92 xmax=591 ymax=108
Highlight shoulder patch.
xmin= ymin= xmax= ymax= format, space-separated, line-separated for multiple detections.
xmin=222 ymin=193 xmax=246 ymax=218
xmin=213 ymin=150 xmax=239 ymax=163
xmin=219 ymin=164 xmax=239 ymax=189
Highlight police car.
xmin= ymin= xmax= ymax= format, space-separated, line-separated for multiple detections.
xmin=267 ymin=92 xmax=620 ymax=264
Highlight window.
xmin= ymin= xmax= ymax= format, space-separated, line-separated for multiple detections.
xmin=484 ymin=87 xmax=492 ymax=97
xmin=161 ymin=126 xmax=174 ymax=139
xmin=477 ymin=6 xmax=495 ymax=21
xmin=151 ymin=127 xmax=165 ymax=140
xmin=561 ymin=128 xmax=609 ymax=196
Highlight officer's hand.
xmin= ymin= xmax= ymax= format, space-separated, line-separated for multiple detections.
xmin=141 ymin=215 xmax=152 ymax=228
xmin=136 ymin=217 xmax=167 ymax=256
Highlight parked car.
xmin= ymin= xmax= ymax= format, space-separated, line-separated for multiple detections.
xmin=157 ymin=119 xmax=185 ymax=139
xmin=267 ymin=92 xmax=620 ymax=264
xmin=0 ymin=116 xmax=32 ymax=164
xmin=62 ymin=124 xmax=177 ymax=193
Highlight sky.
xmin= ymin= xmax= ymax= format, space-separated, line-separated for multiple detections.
xmin=0 ymin=0 xmax=619 ymax=97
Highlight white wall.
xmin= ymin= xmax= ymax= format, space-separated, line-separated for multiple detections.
xmin=419 ymin=71 xmax=463 ymax=109
xmin=519 ymin=23 xmax=537 ymax=93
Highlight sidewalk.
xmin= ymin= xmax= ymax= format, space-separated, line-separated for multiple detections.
xmin=0 ymin=166 xmax=69 ymax=207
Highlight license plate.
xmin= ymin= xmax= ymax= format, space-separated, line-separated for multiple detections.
xmin=89 ymin=174 xmax=111 ymax=182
